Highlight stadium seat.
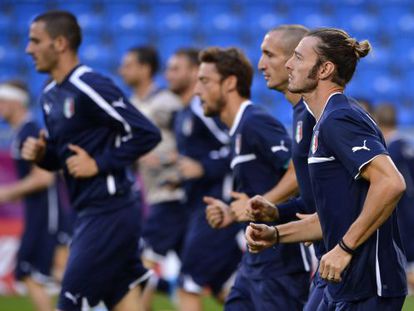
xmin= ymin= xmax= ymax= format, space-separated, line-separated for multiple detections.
xmin=197 ymin=4 xmax=241 ymax=36
xmin=13 ymin=3 xmax=48 ymax=34
xmin=151 ymin=4 xmax=196 ymax=36
xmin=79 ymin=43 xmax=112 ymax=71
xmin=241 ymin=4 xmax=288 ymax=36
xmin=105 ymin=3 xmax=148 ymax=34
xmin=157 ymin=34 xmax=196 ymax=65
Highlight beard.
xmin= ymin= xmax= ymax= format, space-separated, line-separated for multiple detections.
xmin=288 ymin=62 xmax=320 ymax=94
xmin=203 ymin=96 xmax=226 ymax=117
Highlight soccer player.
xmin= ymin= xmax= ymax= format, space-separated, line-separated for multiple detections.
xmin=165 ymin=48 xmax=242 ymax=311
xmin=198 ymin=47 xmax=311 ymax=310
xmin=375 ymin=103 xmax=414 ymax=294
xmin=0 ymin=81 xmax=67 ymax=311
xmin=119 ymin=46 xmax=184 ymax=309
xmin=247 ymin=28 xmax=407 ymax=309
xmin=23 ymin=11 xmax=161 ymax=311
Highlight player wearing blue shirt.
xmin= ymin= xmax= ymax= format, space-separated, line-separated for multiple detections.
xmin=0 ymin=81 xmax=67 ymax=311
xmin=375 ymin=103 xmax=414 ymax=294
xmin=248 ymin=28 xmax=407 ymax=310
xmin=198 ymin=47 xmax=310 ymax=311
xmin=165 ymin=49 xmax=242 ymax=311
xmin=23 ymin=11 xmax=161 ymax=311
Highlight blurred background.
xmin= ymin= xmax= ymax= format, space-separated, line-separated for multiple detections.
xmin=0 ymin=0 xmax=413 ymax=309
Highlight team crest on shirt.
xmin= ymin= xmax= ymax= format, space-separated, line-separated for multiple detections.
xmin=182 ymin=117 xmax=193 ymax=136
xmin=311 ymin=131 xmax=319 ymax=154
xmin=295 ymin=121 xmax=303 ymax=144
xmin=235 ymin=134 xmax=242 ymax=155
xmin=63 ymin=97 xmax=75 ymax=118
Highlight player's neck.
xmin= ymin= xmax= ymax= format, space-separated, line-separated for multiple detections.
xmin=303 ymin=83 xmax=343 ymax=121
xmin=51 ymin=54 xmax=80 ymax=84
xmin=134 ymin=80 xmax=155 ymax=100
xmin=284 ymin=91 xmax=302 ymax=107
xmin=180 ymin=84 xmax=196 ymax=107
xmin=222 ymin=96 xmax=248 ymax=129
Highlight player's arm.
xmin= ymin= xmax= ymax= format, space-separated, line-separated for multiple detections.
xmin=0 ymin=166 xmax=54 ymax=203
xmin=263 ymin=160 xmax=298 ymax=204
xmin=68 ymin=75 xmax=161 ymax=177
xmin=342 ymin=155 xmax=405 ymax=249
xmin=245 ymin=213 xmax=322 ymax=253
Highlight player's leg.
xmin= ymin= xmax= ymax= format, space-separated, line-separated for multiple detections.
xmin=178 ymin=289 xmax=203 ymax=311
xmin=304 ymin=273 xmax=326 ymax=311
xmin=224 ymin=273 xmax=254 ymax=311
xmin=24 ymin=277 xmax=54 ymax=311
xmin=141 ymin=201 xmax=188 ymax=311
xmin=178 ymin=209 xmax=241 ymax=311
xmin=112 ymin=286 xmax=143 ymax=311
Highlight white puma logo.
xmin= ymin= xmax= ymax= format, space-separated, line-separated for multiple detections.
xmin=271 ymin=140 xmax=289 ymax=153
xmin=64 ymin=291 xmax=80 ymax=305
xmin=352 ymin=140 xmax=371 ymax=152
xmin=112 ymin=97 xmax=127 ymax=109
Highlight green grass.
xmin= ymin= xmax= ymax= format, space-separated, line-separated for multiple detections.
xmin=0 ymin=294 xmax=412 ymax=310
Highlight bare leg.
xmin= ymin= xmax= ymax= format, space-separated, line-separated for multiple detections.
xmin=112 ymin=286 xmax=143 ymax=311
xmin=178 ymin=288 xmax=202 ymax=311
xmin=24 ymin=277 xmax=53 ymax=311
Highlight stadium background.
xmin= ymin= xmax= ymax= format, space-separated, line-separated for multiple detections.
xmin=0 ymin=0 xmax=413 ymax=310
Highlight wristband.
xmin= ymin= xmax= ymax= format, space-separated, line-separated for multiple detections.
xmin=338 ymin=239 xmax=355 ymax=255
xmin=273 ymin=226 xmax=280 ymax=245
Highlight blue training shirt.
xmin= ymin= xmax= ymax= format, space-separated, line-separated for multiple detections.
xmin=11 ymin=118 xmax=61 ymax=234
xmin=38 ymin=65 xmax=161 ymax=211
xmin=174 ymin=96 xmax=231 ymax=207
xmin=230 ymin=101 xmax=311 ymax=279
xmin=308 ymin=93 xmax=407 ymax=301
xmin=387 ymin=134 xmax=414 ymax=263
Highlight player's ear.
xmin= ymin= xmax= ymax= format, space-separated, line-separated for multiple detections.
xmin=319 ymin=61 xmax=335 ymax=81
xmin=224 ymin=75 xmax=237 ymax=93
xmin=53 ymin=35 xmax=69 ymax=53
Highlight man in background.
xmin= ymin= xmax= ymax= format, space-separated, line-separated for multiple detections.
xmin=0 ymin=80 xmax=69 ymax=311
xmin=375 ymin=103 xmax=414 ymax=294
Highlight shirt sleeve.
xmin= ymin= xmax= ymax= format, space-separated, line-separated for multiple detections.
xmin=246 ymin=115 xmax=292 ymax=171
xmin=322 ymin=110 xmax=388 ymax=179
xmin=277 ymin=197 xmax=308 ymax=223
xmin=77 ymin=73 xmax=161 ymax=173
xmin=200 ymin=146 xmax=231 ymax=181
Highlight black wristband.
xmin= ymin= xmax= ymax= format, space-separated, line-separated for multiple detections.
xmin=338 ymin=239 xmax=355 ymax=255
xmin=273 ymin=226 xmax=280 ymax=245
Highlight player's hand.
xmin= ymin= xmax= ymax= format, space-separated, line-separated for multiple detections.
xmin=246 ymin=195 xmax=278 ymax=222
xmin=204 ymin=196 xmax=234 ymax=229
xmin=21 ymin=130 xmax=47 ymax=163
xmin=245 ymin=223 xmax=278 ymax=253
xmin=319 ymin=244 xmax=352 ymax=283
xmin=230 ymin=191 xmax=250 ymax=221
xmin=177 ymin=156 xmax=204 ymax=179
xmin=66 ymin=144 xmax=98 ymax=178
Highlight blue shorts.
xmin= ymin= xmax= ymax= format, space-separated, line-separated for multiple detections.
xmin=179 ymin=208 xmax=242 ymax=296
xmin=57 ymin=202 xmax=151 ymax=311
xmin=225 ymin=271 xmax=310 ymax=311
xmin=15 ymin=219 xmax=58 ymax=283
xmin=305 ymin=272 xmax=327 ymax=311
xmin=142 ymin=200 xmax=189 ymax=259
xmin=317 ymin=289 xmax=405 ymax=311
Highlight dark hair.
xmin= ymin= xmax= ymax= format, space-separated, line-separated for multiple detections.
xmin=268 ymin=25 xmax=310 ymax=56
xmin=128 ymin=46 xmax=159 ymax=77
xmin=307 ymin=28 xmax=371 ymax=87
xmin=174 ymin=48 xmax=200 ymax=67
xmin=375 ymin=103 xmax=397 ymax=128
xmin=33 ymin=10 xmax=82 ymax=52
xmin=199 ymin=47 xmax=253 ymax=99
